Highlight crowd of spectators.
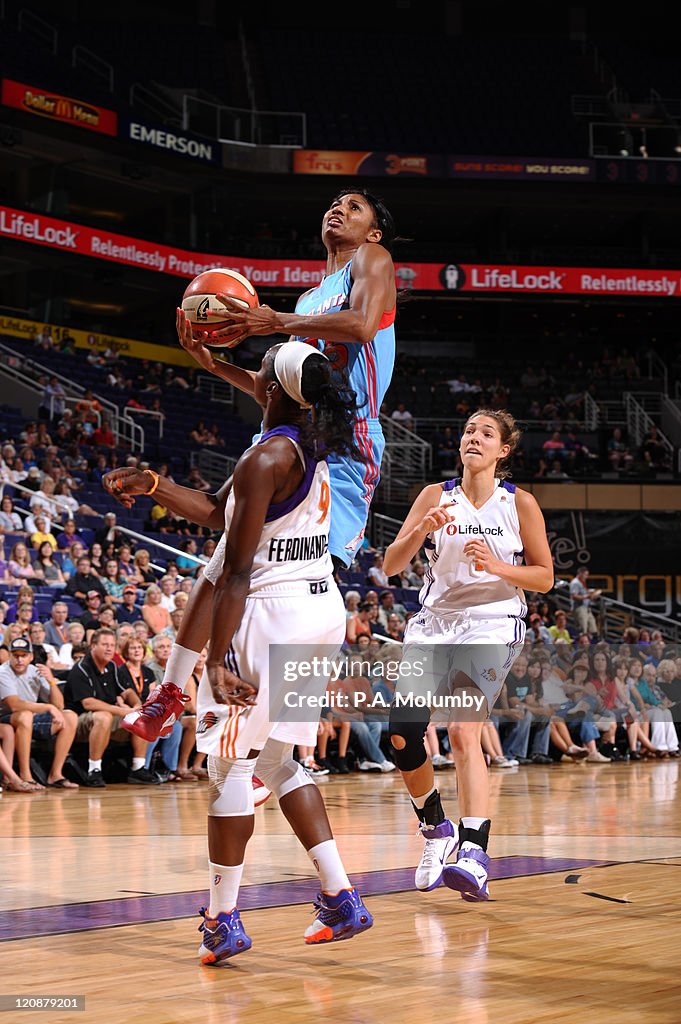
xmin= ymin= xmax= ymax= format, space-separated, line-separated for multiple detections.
xmin=0 ymin=336 xmax=678 ymax=791
xmin=385 ymin=345 xmax=675 ymax=479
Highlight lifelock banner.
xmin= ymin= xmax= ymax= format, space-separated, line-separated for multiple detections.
xmin=2 ymin=204 xmax=681 ymax=297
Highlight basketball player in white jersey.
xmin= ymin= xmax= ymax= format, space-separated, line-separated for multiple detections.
xmin=382 ymin=410 xmax=554 ymax=901
xmin=105 ymin=343 xmax=373 ymax=963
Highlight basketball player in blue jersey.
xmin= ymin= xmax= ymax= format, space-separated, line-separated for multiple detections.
xmin=106 ymin=190 xmax=398 ymax=746
xmin=105 ymin=342 xmax=373 ymax=963
xmin=383 ymin=410 xmax=554 ymax=902
xmin=181 ymin=187 xmax=397 ymax=570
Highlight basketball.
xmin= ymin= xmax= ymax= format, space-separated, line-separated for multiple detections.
xmin=181 ymin=268 xmax=259 ymax=346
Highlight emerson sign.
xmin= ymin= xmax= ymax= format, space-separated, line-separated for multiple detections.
xmin=123 ymin=119 xmax=219 ymax=165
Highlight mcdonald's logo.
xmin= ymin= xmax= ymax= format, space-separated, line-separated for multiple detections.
xmin=1 ymin=78 xmax=117 ymax=136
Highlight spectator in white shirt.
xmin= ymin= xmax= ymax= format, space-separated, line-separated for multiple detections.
xmin=390 ymin=403 xmax=414 ymax=430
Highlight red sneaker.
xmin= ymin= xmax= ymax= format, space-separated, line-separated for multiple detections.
xmin=122 ymin=682 xmax=190 ymax=742
xmin=252 ymin=774 xmax=272 ymax=807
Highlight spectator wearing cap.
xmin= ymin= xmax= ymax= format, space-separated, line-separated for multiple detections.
xmin=0 ymin=637 xmax=79 ymax=789
xmin=23 ymin=465 xmax=43 ymax=492
xmin=116 ymin=584 xmax=143 ymax=625
xmin=548 ymin=610 xmax=573 ymax=645
xmin=78 ymin=591 xmax=105 ymax=634
xmin=65 ymin=556 xmax=107 ymax=607
xmin=63 ymin=627 xmax=157 ymax=787
xmin=527 ymin=613 xmax=552 ymax=645
xmin=376 ymin=590 xmax=407 ymax=630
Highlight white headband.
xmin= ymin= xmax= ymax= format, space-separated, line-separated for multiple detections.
xmin=274 ymin=342 xmax=327 ymax=410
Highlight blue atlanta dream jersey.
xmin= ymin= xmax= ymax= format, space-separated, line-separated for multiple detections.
xmin=291 ymin=258 xmax=396 ymax=562
xmin=292 ymin=259 xmax=395 ymax=424
xmin=202 ymin=425 xmax=333 ymax=593
xmin=419 ymin=478 xmax=528 ymax=618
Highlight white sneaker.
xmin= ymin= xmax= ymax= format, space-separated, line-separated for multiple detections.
xmin=491 ymin=755 xmax=515 ymax=768
xmin=415 ymin=819 xmax=459 ymax=891
xmin=431 ymin=754 xmax=455 ymax=769
xmin=379 ymin=760 xmax=396 ymax=773
xmin=357 ymin=760 xmax=382 ymax=772
xmin=586 ymin=751 xmax=611 ymax=763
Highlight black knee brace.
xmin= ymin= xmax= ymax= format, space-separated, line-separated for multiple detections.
xmin=389 ymin=704 xmax=430 ymax=772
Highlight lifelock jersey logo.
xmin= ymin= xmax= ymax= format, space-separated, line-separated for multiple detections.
xmin=446 ymin=523 xmax=504 ymax=536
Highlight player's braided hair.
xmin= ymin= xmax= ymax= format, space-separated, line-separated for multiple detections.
xmin=265 ymin=348 xmax=365 ymax=463
xmin=464 ymin=409 xmax=521 ymax=480
xmin=299 ymin=354 xmax=365 ymax=463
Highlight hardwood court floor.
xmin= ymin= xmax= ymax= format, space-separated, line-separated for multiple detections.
xmin=2 ymin=762 xmax=681 ymax=1024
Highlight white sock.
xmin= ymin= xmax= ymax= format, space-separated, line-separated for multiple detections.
xmin=209 ymin=861 xmax=244 ymax=917
xmin=88 ymin=759 xmax=102 ymax=773
xmin=307 ymin=839 xmax=351 ymax=895
xmin=163 ymin=644 xmax=200 ymax=691
xmin=132 ymin=758 xmax=145 ymax=772
xmin=412 ymin=785 xmax=437 ymax=810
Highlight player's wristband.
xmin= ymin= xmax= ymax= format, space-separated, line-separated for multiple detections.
xmin=143 ymin=470 xmax=160 ymax=496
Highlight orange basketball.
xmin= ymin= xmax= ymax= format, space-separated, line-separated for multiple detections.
xmin=181 ymin=268 xmax=259 ymax=346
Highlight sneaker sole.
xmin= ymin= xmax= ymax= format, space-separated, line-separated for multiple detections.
xmin=198 ymin=937 xmax=252 ymax=965
xmin=121 ymin=717 xmax=162 ymax=742
xmin=442 ymin=865 xmax=490 ymax=902
xmin=304 ymin=911 xmax=374 ymax=944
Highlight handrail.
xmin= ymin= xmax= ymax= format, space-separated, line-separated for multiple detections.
xmin=123 ymin=407 xmax=163 ymax=440
xmin=116 ymin=525 xmax=207 ymax=567
xmin=647 ymin=351 xmax=669 ymax=394
xmin=0 ymin=479 xmax=74 ymax=518
xmin=72 ymin=44 xmax=114 ymax=92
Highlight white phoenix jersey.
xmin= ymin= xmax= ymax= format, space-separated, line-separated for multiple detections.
xmin=419 ymin=477 xmax=527 ymax=618
xmin=202 ymin=425 xmax=333 ymax=595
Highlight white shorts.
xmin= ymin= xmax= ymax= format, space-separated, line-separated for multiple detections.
xmin=399 ymin=607 xmax=526 ymax=717
xmin=196 ymin=579 xmax=345 ymax=757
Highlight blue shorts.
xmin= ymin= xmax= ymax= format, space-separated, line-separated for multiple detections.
xmin=328 ymin=420 xmax=385 ymax=567
xmin=33 ymin=712 xmax=55 ymax=739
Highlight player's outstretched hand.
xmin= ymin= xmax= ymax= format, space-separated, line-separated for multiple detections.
xmin=103 ymin=467 xmax=154 ymax=508
xmin=176 ymin=307 xmax=222 ymax=369
xmin=207 ymin=662 xmax=259 ymax=708
xmin=209 ymin=295 xmax=279 ymax=345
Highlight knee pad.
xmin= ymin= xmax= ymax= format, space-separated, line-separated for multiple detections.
xmin=255 ymin=739 xmax=313 ymax=800
xmin=208 ymin=756 xmax=257 ymax=817
xmin=389 ymin=705 xmax=430 ymax=772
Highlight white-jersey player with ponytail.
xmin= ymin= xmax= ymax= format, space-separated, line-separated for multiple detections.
xmin=383 ymin=409 xmax=554 ymax=902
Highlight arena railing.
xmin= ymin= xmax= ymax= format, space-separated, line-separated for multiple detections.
xmin=552 ymin=581 xmax=681 ymax=645
xmin=189 ymin=450 xmax=238 ymax=487
xmin=115 ymin=525 xmax=207 ymax=570
xmin=196 ymin=375 xmax=234 ymax=406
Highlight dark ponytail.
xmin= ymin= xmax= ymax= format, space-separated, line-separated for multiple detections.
xmin=299 ymin=354 xmax=365 ymax=462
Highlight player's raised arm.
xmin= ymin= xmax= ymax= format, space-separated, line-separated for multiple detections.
xmin=103 ymin=466 xmax=232 ymax=530
xmin=212 ymin=244 xmax=395 ymax=346
xmin=176 ymin=306 xmax=256 ymax=395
